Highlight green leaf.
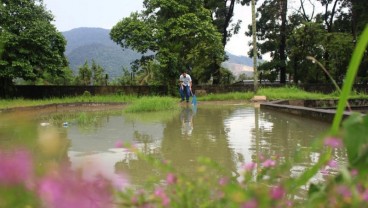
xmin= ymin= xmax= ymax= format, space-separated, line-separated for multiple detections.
xmin=342 ymin=114 xmax=368 ymax=173
xmin=331 ymin=25 xmax=368 ymax=134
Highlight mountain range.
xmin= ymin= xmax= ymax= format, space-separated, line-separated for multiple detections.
xmin=62 ymin=27 xmax=254 ymax=79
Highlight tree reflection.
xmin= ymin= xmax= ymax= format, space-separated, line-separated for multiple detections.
xmin=161 ymin=105 xmax=239 ymax=179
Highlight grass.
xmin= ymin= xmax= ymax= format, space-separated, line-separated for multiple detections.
xmin=257 ymin=86 xmax=334 ymax=100
xmin=0 ymin=94 xmax=137 ymax=109
xmin=198 ymin=86 xmax=368 ymax=101
xmin=1 ymin=86 xmax=367 ymax=112
xmin=124 ymin=96 xmax=180 ymax=113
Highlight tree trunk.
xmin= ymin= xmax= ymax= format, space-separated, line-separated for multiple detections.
xmin=212 ymin=60 xmax=221 ymax=84
xmin=0 ymin=77 xmax=15 ymax=98
xmin=252 ymin=0 xmax=258 ymax=92
xmin=279 ymin=0 xmax=287 ymax=83
xmin=222 ymin=0 xmax=236 ymax=47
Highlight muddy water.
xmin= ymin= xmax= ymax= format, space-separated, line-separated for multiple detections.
xmin=0 ymin=103 xmax=346 ymax=186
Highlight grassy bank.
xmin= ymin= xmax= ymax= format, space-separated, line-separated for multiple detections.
xmin=197 ymin=86 xmax=368 ymax=101
xmin=1 ymin=86 xmax=367 ymax=111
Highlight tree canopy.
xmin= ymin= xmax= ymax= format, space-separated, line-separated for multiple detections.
xmin=247 ymin=0 xmax=367 ymax=84
xmin=0 ymin=0 xmax=68 ymax=88
xmin=110 ymin=0 xmax=225 ymax=89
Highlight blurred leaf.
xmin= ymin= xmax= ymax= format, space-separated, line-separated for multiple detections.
xmin=342 ymin=114 xmax=368 ymax=173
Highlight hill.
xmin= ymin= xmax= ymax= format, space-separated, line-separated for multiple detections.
xmin=63 ymin=28 xmax=143 ymax=80
xmin=62 ymin=27 xmax=255 ymax=79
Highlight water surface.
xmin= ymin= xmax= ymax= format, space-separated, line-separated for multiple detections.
xmin=0 ymin=103 xmax=346 ymax=186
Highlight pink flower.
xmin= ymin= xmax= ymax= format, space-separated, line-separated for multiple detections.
xmin=243 ymin=162 xmax=257 ymax=171
xmin=286 ymin=200 xmax=293 ymax=207
xmin=0 ymin=149 xmax=33 ymax=185
xmin=327 ymin=160 xmax=338 ymax=168
xmin=324 ymin=137 xmax=343 ymax=148
xmin=336 ymin=185 xmax=351 ymax=198
xmin=166 ymin=173 xmax=177 ymax=185
xmin=115 ymin=140 xmax=123 ymax=148
xmin=154 ymin=187 xmax=170 ymax=206
xmin=38 ymin=169 xmax=113 ymax=208
xmin=270 ymin=185 xmax=285 ymax=200
xmin=361 ymin=189 xmax=368 ymax=201
xmin=320 ymin=167 xmax=329 ymax=176
xmin=242 ymin=199 xmax=258 ymax=208
xmin=350 ymin=169 xmax=358 ymax=176
xmin=113 ymin=173 xmax=130 ymax=191
xmin=262 ymin=159 xmax=276 ymax=168
xmin=218 ymin=177 xmax=229 ymax=186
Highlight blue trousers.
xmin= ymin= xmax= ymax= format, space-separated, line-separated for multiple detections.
xmin=179 ymin=85 xmax=191 ymax=101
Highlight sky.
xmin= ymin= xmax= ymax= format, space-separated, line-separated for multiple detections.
xmin=42 ymin=0 xmax=252 ymax=57
xmin=42 ymin=0 xmax=309 ymax=57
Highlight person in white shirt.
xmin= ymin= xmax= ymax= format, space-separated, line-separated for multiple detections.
xmin=179 ymin=70 xmax=192 ymax=102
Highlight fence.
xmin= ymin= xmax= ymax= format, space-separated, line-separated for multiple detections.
xmin=1 ymin=84 xmax=367 ymax=99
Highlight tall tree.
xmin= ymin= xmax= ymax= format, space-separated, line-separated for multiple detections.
xmin=75 ymin=61 xmax=92 ymax=86
xmin=91 ymin=59 xmax=106 ymax=86
xmin=251 ymin=0 xmax=258 ymax=92
xmin=0 ymin=0 xmax=67 ymax=94
xmin=287 ymin=22 xmax=326 ymax=83
xmin=203 ymin=0 xmax=243 ymax=84
xmin=317 ymin=0 xmax=341 ymax=32
xmin=204 ymin=0 xmax=242 ymax=48
xmin=110 ymin=0 xmax=224 ymax=90
xmin=246 ymin=0 xmax=289 ymax=83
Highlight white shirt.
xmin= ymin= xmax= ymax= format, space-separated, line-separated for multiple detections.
xmin=179 ymin=74 xmax=192 ymax=86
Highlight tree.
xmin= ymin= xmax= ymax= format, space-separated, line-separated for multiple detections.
xmin=75 ymin=61 xmax=92 ymax=86
xmin=204 ymin=0 xmax=242 ymax=48
xmin=251 ymin=0 xmax=258 ymax=92
xmin=287 ymin=22 xmax=326 ymax=83
xmin=91 ymin=59 xmax=106 ymax=86
xmin=115 ymin=67 xmax=136 ymax=86
xmin=203 ymin=0 xmax=242 ymax=84
xmin=245 ymin=0 xmax=288 ymax=84
xmin=110 ymin=0 xmax=224 ymax=90
xmin=0 ymin=0 xmax=67 ymax=93
xmin=340 ymin=0 xmax=368 ymax=83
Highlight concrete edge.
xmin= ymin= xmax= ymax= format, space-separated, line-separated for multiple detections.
xmin=260 ymin=101 xmax=355 ymax=122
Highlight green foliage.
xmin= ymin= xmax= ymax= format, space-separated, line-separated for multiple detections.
xmin=41 ymin=67 xmax=75 ymax=85
xmin=247 ymin=0 xmax=367 ymax=86
xmin=114 ymin=67 xmax=136 ymax=86
xmin=0 ymin=0 xmax=67 ymax=83
xmin=110 ymin=0 xmax=225 ymax=87
xmin=75 ymin=60 xmax=107 ymax=86
xmin=91 ymin=59 xmax=106 ymax=85
xmin=1 ymin=26 xmax=368 ymax=207
xmin=257 ymin=86 xmax=333 ymax=100
xmin=75 ymin=61 xmax=92 ymax=85
xmin=246 ymin=0 xmax=288 ymax=83
xmin=198 ymin=91 xmax=253 ymax=101
xmin=323 ymin=32 xmax=354 ymax=83
xmin=0 ymin=95 xmax=136 ymax=109
xmin=287 ymin=22 xmax=326 ymax=83
xmin=343 ymin=114 xmax=368 ymax=174
xmin=82 ymin=91 xmax=91 ymax=97
xmin=124 ymin=96 xmax=180 ymax=113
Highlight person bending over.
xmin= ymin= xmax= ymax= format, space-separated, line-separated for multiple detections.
xmin=179 ymin=70 xmax=192 ymax=102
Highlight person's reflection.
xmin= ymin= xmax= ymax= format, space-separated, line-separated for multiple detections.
xmin=180 ymin=106 xmax=194 ymax=136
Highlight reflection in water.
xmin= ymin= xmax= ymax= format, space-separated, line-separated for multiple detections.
xmin=180 ymin=106 xmax=194 ymax=136
xmin=0 ymin=104 xmax=346 ymax=187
